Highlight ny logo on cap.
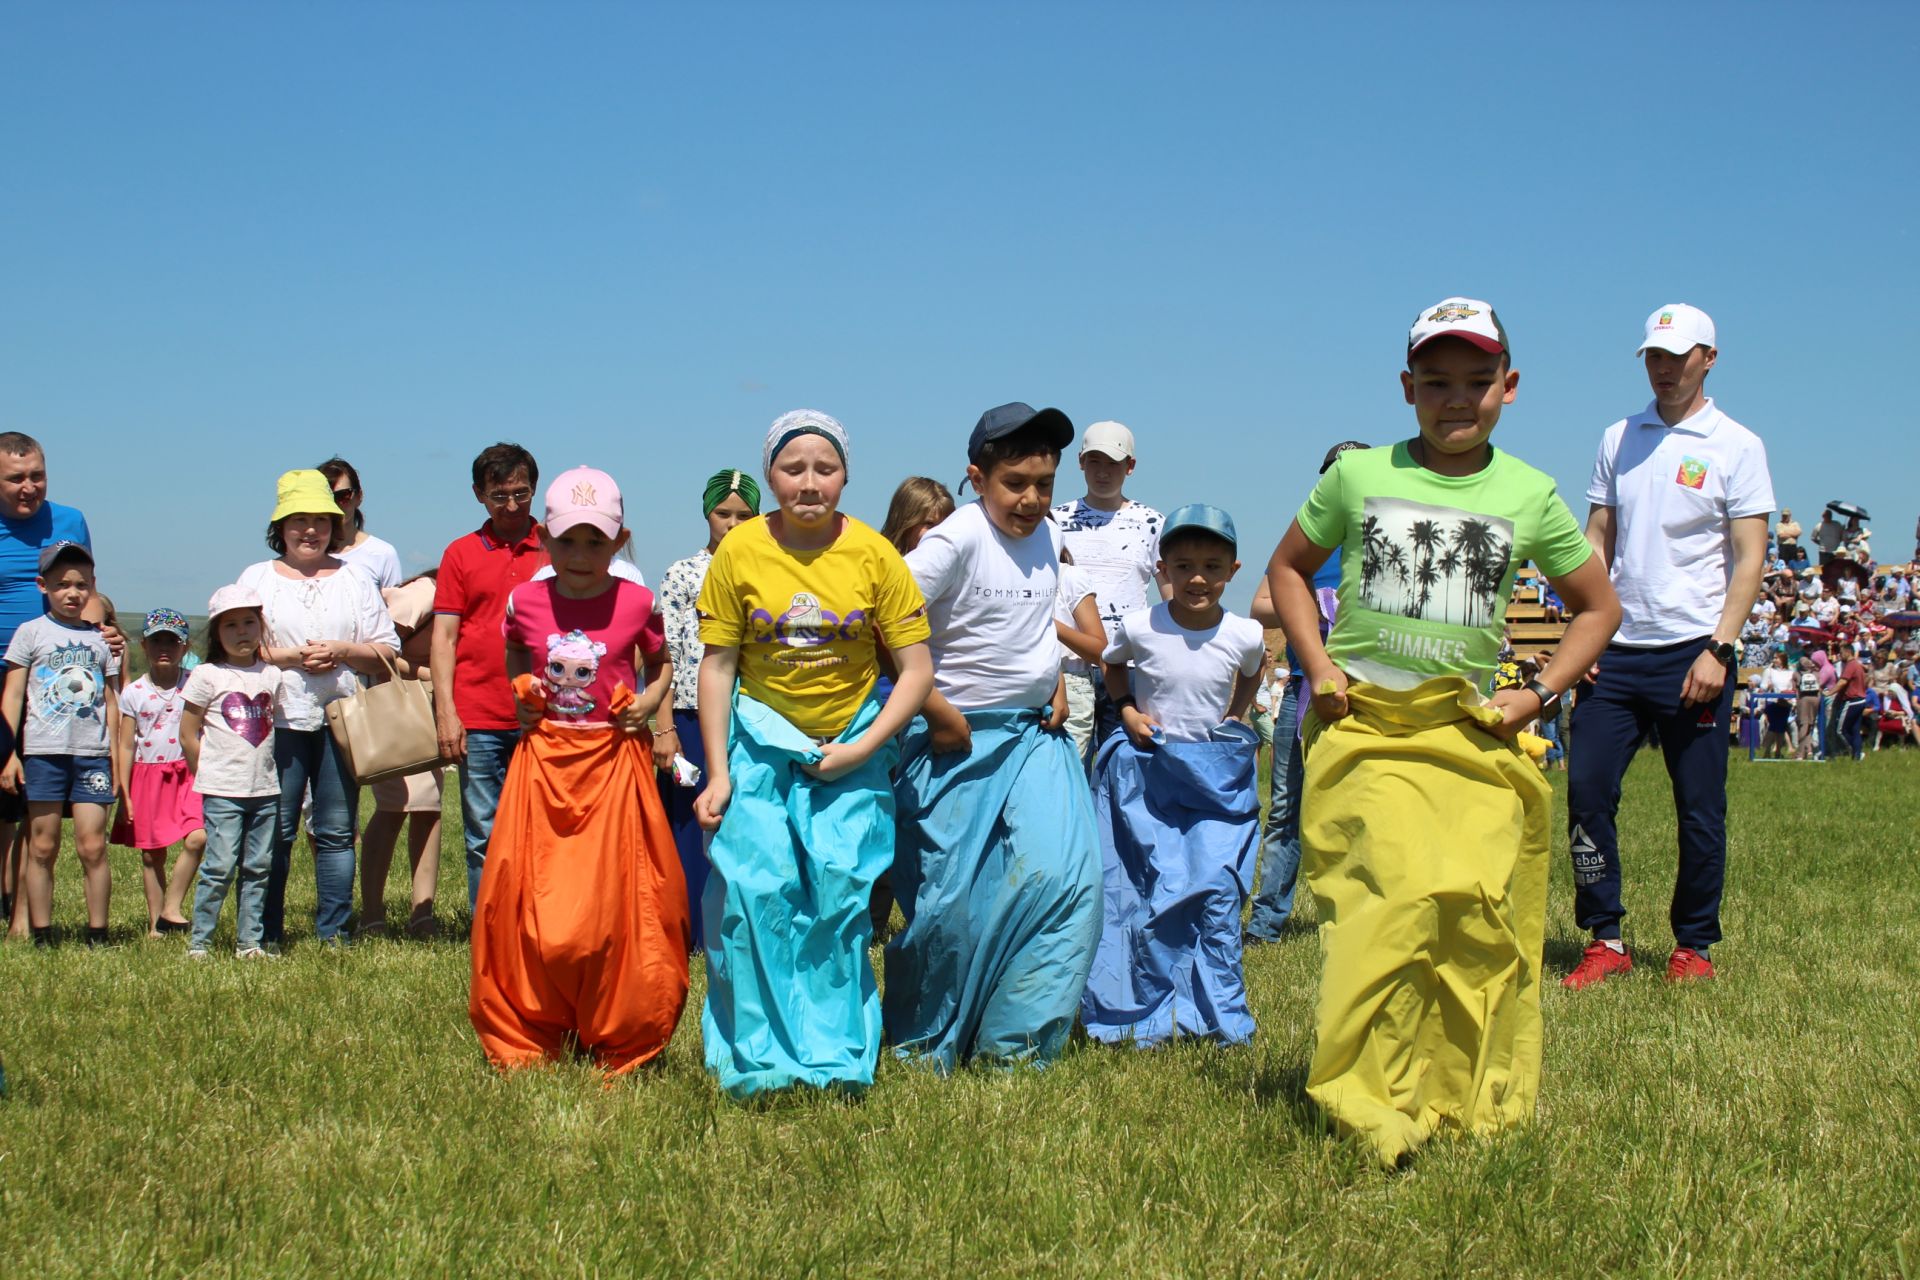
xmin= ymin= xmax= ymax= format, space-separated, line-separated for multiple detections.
xmin=571 ymin=482 xmax=598 ymax=507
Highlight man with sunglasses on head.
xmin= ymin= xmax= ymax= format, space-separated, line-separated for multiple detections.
xmin=432 ymin=443 xmax=547 ymax=912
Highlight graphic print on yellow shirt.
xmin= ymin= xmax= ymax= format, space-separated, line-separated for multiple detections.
xmin=697 ymin=517 xmax=930 ymax=738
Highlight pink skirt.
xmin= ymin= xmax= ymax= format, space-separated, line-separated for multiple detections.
xmin=112 ymin=759 xmax=205 ymax=850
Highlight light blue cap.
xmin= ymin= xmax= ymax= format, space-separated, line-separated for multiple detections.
xmin=1160 ymin=503 xmax=1237 ymax=551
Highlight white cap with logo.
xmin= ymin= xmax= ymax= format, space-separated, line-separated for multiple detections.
xmin=1637 ymin=303 xmax=1716 ymax=356
xmin=1407 ymin=297 xmax=1508 ymax=358
xmin=1080 ymin=421 xmax=1136 ymax=461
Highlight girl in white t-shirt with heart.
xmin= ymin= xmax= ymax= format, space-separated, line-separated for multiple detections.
xmin=179 ymin=586 xmax=284 ymax=959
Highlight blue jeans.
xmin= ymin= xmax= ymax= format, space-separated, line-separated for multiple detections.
xmin=1246 ymin=674 xmax=1303 ymax=941
xmin=193 ymin=795 xmax=276 ymax=952
xmin=266 ymin=727 xmax=360 ymax=944
xmin=458 ymin=728 xmax=521 ymax=911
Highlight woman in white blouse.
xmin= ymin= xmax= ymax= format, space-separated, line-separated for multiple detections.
xmin=238 ymin=469 xmax=399 ymax=948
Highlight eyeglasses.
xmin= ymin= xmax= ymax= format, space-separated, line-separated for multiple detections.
xmin=485 ymin=488 xmax=534 ymax=506
xmin=332 ymin=489 xmax=358 ymax=503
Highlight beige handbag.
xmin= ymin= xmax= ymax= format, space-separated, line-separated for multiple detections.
xmin=324 ymin=653 xmax=448 ymax=785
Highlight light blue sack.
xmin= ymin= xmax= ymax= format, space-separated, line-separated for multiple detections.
xmin=701 ymin=692 xmax=896 ymax=1098
xmin=884 ymin=709 xmax=1101 ymax=1072
xmin=1080 ymin=723 xmax=1260 ymax=1046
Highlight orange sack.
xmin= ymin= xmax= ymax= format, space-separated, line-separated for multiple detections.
xmin=470 ymin=681 xmax=691 ymax=1076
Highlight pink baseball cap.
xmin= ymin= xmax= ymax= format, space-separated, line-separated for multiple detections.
xmin=206 ymin=583 xmax=264 ymax=622
xmin=543 ymin=466 xmax=624 ymax=538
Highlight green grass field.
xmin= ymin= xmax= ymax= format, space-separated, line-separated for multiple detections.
xmin=3 ymin=749 xmax=1917 ymax=1277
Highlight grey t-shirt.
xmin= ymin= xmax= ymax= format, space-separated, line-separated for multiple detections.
xmin=3 ymin=614 xmax=120 ymax=757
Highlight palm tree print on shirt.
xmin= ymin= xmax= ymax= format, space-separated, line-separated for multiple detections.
xmin=1358 ymin=496 xmax=1514 ymax=628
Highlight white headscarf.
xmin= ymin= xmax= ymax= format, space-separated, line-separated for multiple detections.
xmin=762 ymin=409 xmax=850 ymax=475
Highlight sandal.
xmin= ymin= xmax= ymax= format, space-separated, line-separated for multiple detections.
xmin=155 ymin=917 xmax=191 ymax=936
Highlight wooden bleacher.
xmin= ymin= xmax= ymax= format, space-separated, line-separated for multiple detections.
xmin=1506 ymin=566 xmax=1568 ymax=662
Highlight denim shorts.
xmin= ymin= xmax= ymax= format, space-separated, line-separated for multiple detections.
xmin=24 ymin=754 xmax=115 ymax=805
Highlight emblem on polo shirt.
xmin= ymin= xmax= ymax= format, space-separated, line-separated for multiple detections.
xmin=1676 ymin=456 xmax=1708 ymax=489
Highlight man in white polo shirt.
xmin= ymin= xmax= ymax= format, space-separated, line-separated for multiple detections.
xmin=1564 ymin=304 xmax=1773 ymax=988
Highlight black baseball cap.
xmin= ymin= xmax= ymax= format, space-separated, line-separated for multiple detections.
xmin=967 ymin=402 xmax=1074 ymax=465
xmin=1320 ymin=440 xmax=1370 ymax=474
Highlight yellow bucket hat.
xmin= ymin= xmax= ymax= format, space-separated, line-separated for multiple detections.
xmin=271 ymin=469 xmax=344 ymax=524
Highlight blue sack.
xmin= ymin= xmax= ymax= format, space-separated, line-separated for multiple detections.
xmin=1080 ymin=724 xmax=1260 ymax=1046
xmin=884 ymin=709 xmax=1101 ymax=1072
xmin=701 ymin=692 xmax=896 ymax=1098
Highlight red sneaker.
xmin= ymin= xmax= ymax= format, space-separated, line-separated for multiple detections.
xmin=1561 ymin=940 xmax=1633 ymax=989
xmin=1666 ymin=947 xmax=1716 ymax=982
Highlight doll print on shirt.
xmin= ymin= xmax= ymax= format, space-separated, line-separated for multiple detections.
xmin=1358 ymin=497 xmax=1514 ymax=631
xmin=545 ymin=630 xmax=608 ymax=718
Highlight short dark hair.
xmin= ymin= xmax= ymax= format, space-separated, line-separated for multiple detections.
xmin=0 ymin=431 xmax=43 ymax=460
xmin=1159 ymin=528 xmax=1235 ymax=560
xmin=973 ymin=423 xmax=1063 ymax=476
xmin=265 ymin=514 xmax=348 ymax=555
xmin=316 ymin=458 xmax=366 ymax=530
xmin=473 ymin=443 xmax=538 ymax=491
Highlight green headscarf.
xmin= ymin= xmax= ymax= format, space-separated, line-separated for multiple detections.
xmin=703 ymin=468 xmax=761 ymax=518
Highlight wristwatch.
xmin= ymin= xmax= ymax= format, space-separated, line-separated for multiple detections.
xmin=1708 ymin=640 xmax=1739 ymax=668
xmin=1523 ymin=678 xmax=1562 ymax=716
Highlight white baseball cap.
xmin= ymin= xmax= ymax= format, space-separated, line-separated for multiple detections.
xmin=1080 ymin=420 xmax=1136 ymax=461
xmin=1407 ymin=297 xmax=1508 ymax=358
xmin=1637 ymin=303 xmax=1716 ymax=356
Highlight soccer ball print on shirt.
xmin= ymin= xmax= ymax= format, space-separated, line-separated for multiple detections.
xmin=1357 ymin=497 xmax=1514 ymax=629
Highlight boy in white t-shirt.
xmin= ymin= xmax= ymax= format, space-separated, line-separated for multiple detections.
xmin=1051 ymin=421 xmax=1168 ymax=766
xmin=1081 ymin=504 xmax=1265 ymax=1046
xmin=885 ymin=402 xmax=1103 ymax=1073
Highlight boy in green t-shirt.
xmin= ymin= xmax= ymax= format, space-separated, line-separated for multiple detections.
xmin=1263 ymin=298 xmax=1621 ymax=1164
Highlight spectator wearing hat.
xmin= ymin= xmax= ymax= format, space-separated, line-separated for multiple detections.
xmin=1566 ymin=303 xmax=1774 ymax=988
xmin=237 ymin=469 xmax=399 ymax=948
xmin=1774 ymin=508 xmax=1803 ymax=564
xmin=1051 ymin=421 xmax=1169 ymax=768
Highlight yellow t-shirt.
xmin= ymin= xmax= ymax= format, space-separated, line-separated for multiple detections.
xmin=697 ymin=515 xmax=930 ymax=738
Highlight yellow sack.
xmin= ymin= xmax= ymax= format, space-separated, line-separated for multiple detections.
xmin=1300 ymin=677 xmax=1551 ymax=1166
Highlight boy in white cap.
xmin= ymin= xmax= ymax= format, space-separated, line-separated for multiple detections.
xmin=1051 ymin=421 xmax=1168 ymax=766
xmin=1564 ymin=304 xmax=1773 ymax=988
xmin=1265 ymin=297 xmax=1620 ymax=1163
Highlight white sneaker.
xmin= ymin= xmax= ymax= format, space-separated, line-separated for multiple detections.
xmin=186 ymin=948 xmax=211 ymax=961
xmin=235 ymin=946 xmax=272 ymax=960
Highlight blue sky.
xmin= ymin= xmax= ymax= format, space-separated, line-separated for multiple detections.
xmin=3 ymin=3 xmax=1915 ymax=612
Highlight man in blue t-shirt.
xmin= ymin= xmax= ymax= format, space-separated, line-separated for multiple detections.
xmin=1245 ymin=440 xmax=1368 ymax=942
xmin=0 ymin=432 xmax=97 ymax=933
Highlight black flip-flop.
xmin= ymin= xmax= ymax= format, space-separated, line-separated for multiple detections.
xmin=154 ymin=918 xmax=191 ymax=936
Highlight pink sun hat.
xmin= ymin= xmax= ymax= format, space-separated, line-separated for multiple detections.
xmin=543 ymin=466 xmax=624 ymax=538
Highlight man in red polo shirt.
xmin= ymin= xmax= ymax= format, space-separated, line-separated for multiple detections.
xmin=433 ymin=443 xmax=547 ymax=910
